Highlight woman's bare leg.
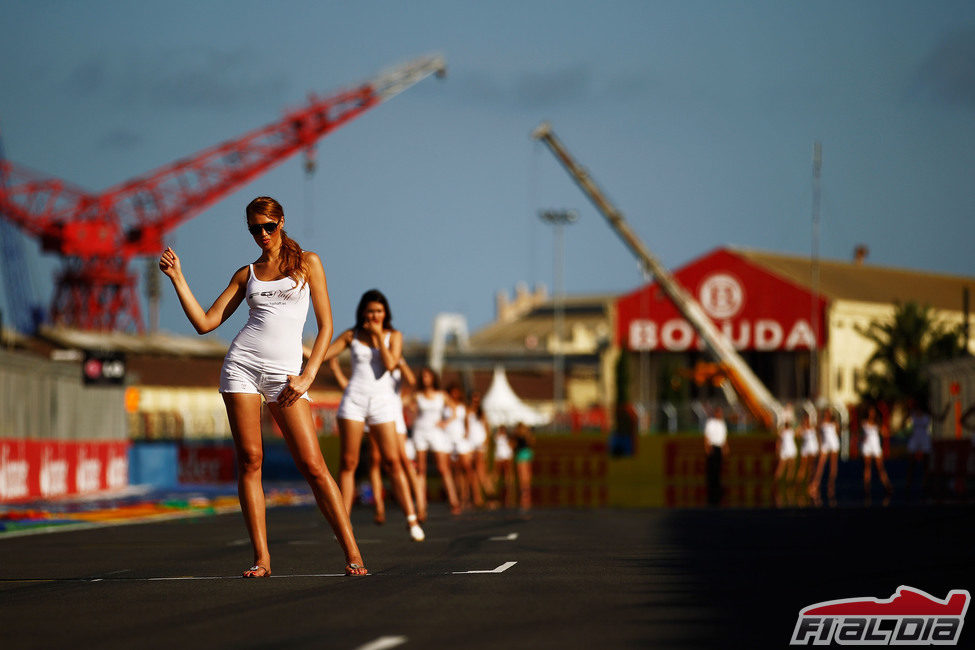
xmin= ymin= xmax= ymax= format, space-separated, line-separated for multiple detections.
xmin=415 ymin=449 xmax=429 ymax=516
xmin=875 ymin=457 xmax=893 ymax=494
xmin=827 ymin=452 xmax=838 ymax=500
xmin=369 ymin=422 xmax=419 ymax=523
xmin=368 ymin=435 xmax=385 ymax=524
xmin=399 ymin=434 xmax=426 ymax=521
xmin=338 ymin=418 xmax=366 ymax=514
xmin=433 ymin=452 xmax=461 ymax=514
xmin=461 ymin=454 xmax=484 ymax=507
xmin=516 ymin=460 xmax=532 ymax=510
xmin=503 ymin=463 xmax=516 ymax=507
xmin=269 ymin=401 xmax=365 ymax=573
xmin=223 ymin=393 xmax=271 ymax=575
xmin=474 ymin=450 xmax=492 ymax=497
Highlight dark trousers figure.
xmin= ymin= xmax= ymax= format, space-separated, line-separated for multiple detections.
xmin=706 ymin=446 xmax=724 ymax=506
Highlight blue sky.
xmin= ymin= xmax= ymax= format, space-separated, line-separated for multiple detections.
xmin=2 ymin=1 xmax=975 ymax=341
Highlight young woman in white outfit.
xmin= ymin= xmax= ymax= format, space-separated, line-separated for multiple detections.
xmin=797 ymin=412 xmax=819 ymax=496
xmin=774 ymin=417 xmax=798 ymax=505
xmin=467 ymin=390 xmax=494 ymax=500
xmin=860 ymin=406 xmax=893 ymax=498
xmin=329 ymin=358 xmax=425 ymax=524
xmin=492 ymin=424 xmax=516 ymax=507
xmin=445 ymin=384 xmax=484 ymax=510
xmin=324 ymin=290 xmax=424 ymax=541
xmin=158 ymin=196 xmax=365 ymax=577
xmin=412 ymin=368 xmax=461 ymax=515
xmin=811 ymin=409 xmax=841 ymax=501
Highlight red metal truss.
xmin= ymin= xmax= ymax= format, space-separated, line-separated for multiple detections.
xmin=0 ymin=55 xmax=445 ymax=331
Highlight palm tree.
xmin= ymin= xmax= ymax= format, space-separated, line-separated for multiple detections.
xmin=856 ymin=301 xmax=965 ymax=408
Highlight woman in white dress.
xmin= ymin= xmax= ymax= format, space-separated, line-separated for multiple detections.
xmin=860 ymin=406 xmax=892 ymax=498
xmin=411 ymin=367 xmax=461 ymax=515
xmin=811 ymin=409 xmax=841 ymax=502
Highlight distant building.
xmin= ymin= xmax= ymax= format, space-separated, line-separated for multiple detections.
xmin=616 ymin=247 xmax=975 ymax=411
xmin=458 ymin=247 xmax=975 ymax=429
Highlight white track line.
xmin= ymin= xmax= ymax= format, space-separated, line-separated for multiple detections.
xmin=354 ymin=636 xmax=407 ymax=650
xmin=489 ymin=532 xmax=518 ymax=541
xmin=452 ymin=561 xmax=517 ymax=575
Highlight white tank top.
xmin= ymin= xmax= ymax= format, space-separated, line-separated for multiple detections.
xmin=414 ymin=391 xmax=444 ymax=431
xmin=862 ymin=422 xmax=880 ymax=441
xmin=224 ymin=265 xmax=309 ymax=374
xmin=445 ymin=404 xmax=466 ymax=439
xmin=346 ymin=330 xmax=394 ymax=396
xmin=467 ymin=412 xmax=487 ymax=447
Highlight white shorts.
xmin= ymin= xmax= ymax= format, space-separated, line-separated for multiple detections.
xmin=453 ymin=437 xmax=473 ymax=456
xmin=779 ymin=438 xmax=797 ymax=461
xmin=413 ymin=425 xmax=452 ymax=454
xmin=220 ymin=359 xmax=310 ymax=403
xmin=801 ymin=437 xmax=819 ymax=457
xmin=861 ymin=434 xmax=883 ymax=458
xmin=404 ymin=436 xmax=416 ymax=461
xmin=337 ymin=390 xmax=400 ymax=426
xmin=820 ymin=430 xmax=840 ymax=454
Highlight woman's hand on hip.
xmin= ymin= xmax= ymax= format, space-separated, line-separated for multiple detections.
xmin=278 ymin=375 xmax=313 ymax=407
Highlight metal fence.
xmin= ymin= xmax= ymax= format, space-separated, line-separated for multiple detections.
xmin=0 ymin=349 xmax=126 ymax=440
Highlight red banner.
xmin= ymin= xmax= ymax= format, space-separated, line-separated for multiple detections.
xmin=0 ymin=439 xmax=130 ymax=503
xmin=178 ymin=444 xmax=236 ymax=483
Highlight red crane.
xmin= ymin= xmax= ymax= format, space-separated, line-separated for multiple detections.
xmin=0 ymin=54 xmax=446 ymax=332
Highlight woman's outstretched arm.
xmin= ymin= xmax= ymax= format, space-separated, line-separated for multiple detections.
xmin=158 ymin=247 xmax=246 ymax=334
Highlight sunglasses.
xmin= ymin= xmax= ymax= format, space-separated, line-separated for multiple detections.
xmin=247 ymin=221 xmax=280 ymax=237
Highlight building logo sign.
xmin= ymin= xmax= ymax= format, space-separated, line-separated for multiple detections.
xmin=699 ymin=273 xmax=743 ymax=319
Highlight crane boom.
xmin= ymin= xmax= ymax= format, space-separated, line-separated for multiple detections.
xmin=531 ymin=121 xmax=782 ymax=430
xmin=0 ymin=54 xmax=446 ymax=331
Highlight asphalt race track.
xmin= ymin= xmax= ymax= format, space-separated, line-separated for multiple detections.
xmin=2 ymin=502 xmax=974 ymax=648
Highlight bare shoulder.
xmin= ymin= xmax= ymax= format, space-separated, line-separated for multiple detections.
xmin=230 ymin=265 xmax=250 ymax=284
xmin=303 ymin=250 xmax=324 ymax=268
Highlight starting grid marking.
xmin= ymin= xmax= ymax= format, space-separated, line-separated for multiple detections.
xmin=1 ymin=563 xmax=518 ymax=583
xmin=1 ymin=531 xmax=521 ymax=583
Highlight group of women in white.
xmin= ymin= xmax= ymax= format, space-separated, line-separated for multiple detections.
xmin=348 ymin=355 xmax=533 ymax=522
xmin=774 ymin=405 xmax=893 ymax=504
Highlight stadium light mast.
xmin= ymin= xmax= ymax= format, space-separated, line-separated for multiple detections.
xmin=539 ymin=208 xmax=577 ymax=428
xmin=810 ymin=141 xmax=822 ymax=402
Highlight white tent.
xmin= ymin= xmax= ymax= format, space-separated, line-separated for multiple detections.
xmin=482 ymin=365 xmax=550 ymax=428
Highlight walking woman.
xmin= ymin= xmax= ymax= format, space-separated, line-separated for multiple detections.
xmin=158 ymin=196 xmax=366 ymax=577
xmin=513 ymin=422 xmax=535 ymax=511
xmin=811 ymin=409 xmax=840 ymax=502
xmin=467 ymin=390 xmax=494 ymax=500
xmin=861 ymin=406 xmax=893 ymax=499
xmin=445 ymin=384 xmax=484 ymax=510
xmin=330 ymin=356 xmax=426 ymax=524
xmin=323 ymin=289 xmax=425 ymax=541
xmin=411 ymin=367 xmax=461 ymax=515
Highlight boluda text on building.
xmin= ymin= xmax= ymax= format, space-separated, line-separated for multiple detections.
xmin=617 ymin=248 xmax=826 ymax=352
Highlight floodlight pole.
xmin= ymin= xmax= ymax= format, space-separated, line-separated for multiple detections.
xmin=539 ymin=209 xmax=577 ymax=429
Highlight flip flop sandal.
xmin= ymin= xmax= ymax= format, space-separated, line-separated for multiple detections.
xmin=345 ymin=563 xmax=367 ymax=576
xmin=243 ymin=565 xmax=271 ymax=578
